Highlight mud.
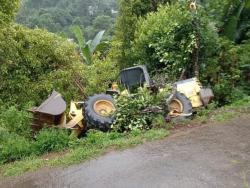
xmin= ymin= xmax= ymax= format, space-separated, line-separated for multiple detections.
xmin=1 ymin=115 xmax=250 ymax=188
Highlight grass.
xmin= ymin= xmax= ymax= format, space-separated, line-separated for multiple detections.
xmin=1 ymin=96 xmax=249 ymax=178
xmin=195 ymin=96 xmax=250 ymax=124
xmin=0 ymin=129 xmax=169 ymax=177
xmin=211 ymin=97 xmax=250 ymax=122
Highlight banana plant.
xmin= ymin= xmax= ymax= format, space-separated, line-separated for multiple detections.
xmin=71 ymin=25 xmax=105 ymax=64
xmin=223 ymin=0 xmax=250 ymax=42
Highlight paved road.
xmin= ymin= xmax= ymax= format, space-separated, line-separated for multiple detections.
xmin=1 ymin=115 xmax=250 ymax=188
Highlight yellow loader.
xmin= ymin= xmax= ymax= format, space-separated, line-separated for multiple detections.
xmin=29 ymin=65 xmax=214 ymax=136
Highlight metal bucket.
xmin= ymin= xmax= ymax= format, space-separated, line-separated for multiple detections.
xmin=29 ymin=91 xmax=67 ymax=131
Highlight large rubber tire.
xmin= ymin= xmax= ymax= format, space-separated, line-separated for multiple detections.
xmin=169 ymin=92 xmax=193 ymax=121
xmin=85 ymin=94 xmax=116 ymax=132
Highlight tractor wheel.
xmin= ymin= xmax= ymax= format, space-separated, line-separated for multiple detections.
xmin=168 ymin=92 xmax=193 ymax=121
xmin=85 ymin=94 xmax=116 ymax=131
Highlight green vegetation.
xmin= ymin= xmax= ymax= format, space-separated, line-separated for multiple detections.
xmin=111 ymin=0 xmax=250 ymax=104
xmin=34 ymin=128 xmax=71 ymax=154
xmin=195 ymin=96 xmax=250 ymax=124
xmin=0 ymin=0 xmax=20 ymax=23
xmin=112 ymin=88 xmax=168 ymax=131
xmin=71 ymin=25 xmax=106 ymax=64
xmin=111 ymin=0 xmax=171 ymax=67
xmin=0 ymin=108 xmax=70 ymax=164
xmin=0 ymin=107 xmax=33 ymax=164
xmin=0 ymin=106 xmax=32 ymax=138
xmin=132 ymin=4 xmax=217 ymax=79
xmin=0 ymin=24 xmax=85 ymax=107
xmin=0 ymin=135 xmax=33 ymax=164
xmin=82 ymin=58 xmax=119 ymax=95
xmin=1 ymin=96 xmax=249 ymax=177
xmin=16 ymin=0 xmax=117 ymax=40
xmin=0 ymin=0 xmax=249 ymax=178
xmin=0 ymin=129 xmax=170 ymax=177
xmin=211 ymin=96 xmax=250 ymax=122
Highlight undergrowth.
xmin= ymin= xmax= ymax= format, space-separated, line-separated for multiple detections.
xmin=0 ymin=129 xmax=169 ymax=177
xmin=0 ymin=96 xmax=249 ymax=177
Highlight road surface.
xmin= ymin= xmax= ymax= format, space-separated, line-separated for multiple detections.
xmin=1 ymin=115 xmax=250 ymax=188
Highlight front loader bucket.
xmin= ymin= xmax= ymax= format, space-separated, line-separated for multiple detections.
xmin=29 ymin=91 xmax=67 ymax=131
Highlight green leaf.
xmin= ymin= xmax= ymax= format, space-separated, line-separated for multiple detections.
xmin=71 ymin=25 xmax=85 ymax=49
xmin=81 ymin=45 xmax=92 ymax=65
xmin=223 ymin=0 xmax=246 ymax=41
xmin=89 ymin=30 xmax=105 ymax=54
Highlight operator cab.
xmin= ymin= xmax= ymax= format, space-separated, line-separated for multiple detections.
xmin=106 ymin=65 xmax=152 ymax=95
xmin=119 ymin=65 xmax=151 ymax=90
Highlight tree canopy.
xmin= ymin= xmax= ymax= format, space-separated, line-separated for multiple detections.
xmin=0 ymin=0 xmax=20 ymax=23
xmin=111 ymin=0 xmax=176 ymax=67
xmin=16 ymin=0 xmax=118 ymax=40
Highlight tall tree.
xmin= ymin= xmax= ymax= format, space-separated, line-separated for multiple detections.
xmin=111 ymin=0 xmax=172 ymax=68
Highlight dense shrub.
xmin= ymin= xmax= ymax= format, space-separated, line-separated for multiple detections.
xmin=132 ymin=4 xmax=218 ymax=79
xmin=238 ymin=41 xmax=250 ymax=93
xmin=0 ymin=0 xmax=20 ymax=23
xmin=111 ymin=0 xmax=170 ymax=68
xmin=0 ymin=106 xmax=32 ymax=138
xmin=151 ymin=115 xmax=167 ymax=129
xmin=85 ymin=130 xmax=108 ymax=145
xmin=112 ymin=88 xmax=167 ymax=131
xmin=82 ymin=58 xmax=119 ymax=96
xmin=0 ymin=133 xmax=33 ymax=164
xmin=0 ymin=115 xmax=73 ymax=163
xmin=131 ymin=3 xmax=248 ymax=104
xmin=34 ymin=128 xmax=71 ymax=154
xmin=200 ymin=38 xmax=248 ymax=104
xmin=0 ymin=105 xmax=34 ymax=164
xmin=0 ymin=24 xmax=85 ymax=107
xmin=0 ymin=127 xmax=10 ymax=143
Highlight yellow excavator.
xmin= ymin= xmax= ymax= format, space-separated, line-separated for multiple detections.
xmin=29 ymin=65 xmax=214 ymax=136
xmin=29 ymin=1 xmax=205 ymax=136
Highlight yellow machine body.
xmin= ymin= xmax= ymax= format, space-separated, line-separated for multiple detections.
xmin=175 ymin=78 xmax=203 ymax=108
xmin=61 ymin=101 xmax=86 ymax=136
xmin=29 ymin=77 xmax=213 ymax=135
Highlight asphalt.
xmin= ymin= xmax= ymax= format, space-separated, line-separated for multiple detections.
xmin=1 ymin=115 xmax=250 ymax=188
